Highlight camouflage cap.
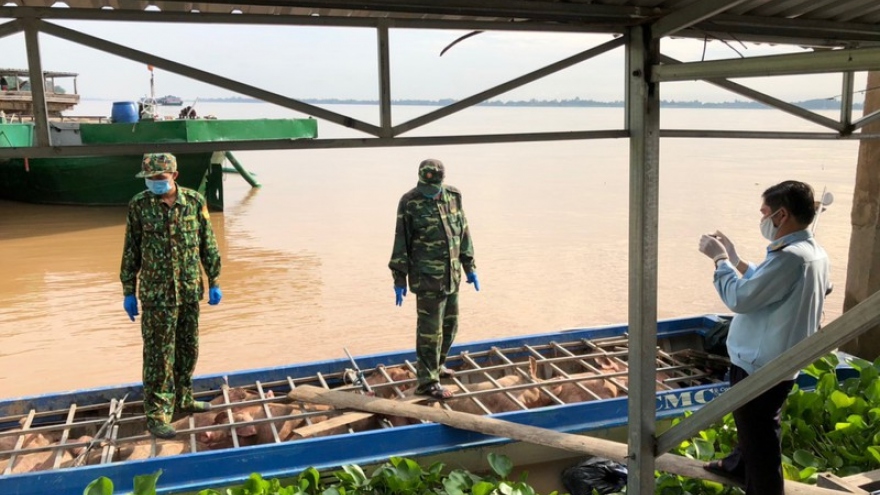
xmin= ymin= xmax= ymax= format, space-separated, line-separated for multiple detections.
xmin=416 ymin=158 xmax=445 ymax=196
xmin=136 ymin=153 xmax=178 ymax=178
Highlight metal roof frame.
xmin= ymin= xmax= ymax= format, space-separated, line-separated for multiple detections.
xmin=4 ymin=2 xmax=880 ymax=493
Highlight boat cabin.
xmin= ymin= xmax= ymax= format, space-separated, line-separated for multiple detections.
xmin=0 ymin=68 xmax=81 ymax=116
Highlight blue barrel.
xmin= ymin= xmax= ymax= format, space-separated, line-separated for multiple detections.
xmin=110 ymin=101 xmax=138 ymax=123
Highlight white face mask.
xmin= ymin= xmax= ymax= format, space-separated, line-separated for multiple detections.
xmin=760 ymin=209 xmax=781 ymax=241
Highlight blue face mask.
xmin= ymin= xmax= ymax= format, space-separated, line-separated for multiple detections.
xmin=145 ymin=178 xmax=172 ymax=195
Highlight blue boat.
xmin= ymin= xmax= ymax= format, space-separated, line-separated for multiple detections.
xmin=0 ymin=314 xmax=849 ymax=495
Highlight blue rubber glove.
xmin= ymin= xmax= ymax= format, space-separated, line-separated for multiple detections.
xmin=466 ymin=272 xmax=480 ymax=291
xmin=394 ymin=286 xmax=407 ymax=306
xmin=208 ymin=287 xmax=222 ymax=305
xmin=123 ymin=295 xmax=139 ymax=322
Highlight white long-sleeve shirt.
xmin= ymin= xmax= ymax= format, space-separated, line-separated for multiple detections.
xmin=713 ymin=229 xmax=830 ymax=377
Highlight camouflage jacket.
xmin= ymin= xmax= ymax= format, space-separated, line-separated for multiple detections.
xmin=389 ymin=185 xmax=475 ymax=295
xmin=120 ymin=186 xmax=221 ymax=307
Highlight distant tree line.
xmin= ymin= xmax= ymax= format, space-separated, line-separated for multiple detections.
xmin=186 ymin=95 xmax=859 ymax=110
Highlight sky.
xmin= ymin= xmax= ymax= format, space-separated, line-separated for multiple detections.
xmin=0 ymin=17 xmax=869 ymax=104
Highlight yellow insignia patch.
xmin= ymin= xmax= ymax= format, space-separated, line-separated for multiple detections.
xmin=201 ymin=204 xmax=210 ymax=220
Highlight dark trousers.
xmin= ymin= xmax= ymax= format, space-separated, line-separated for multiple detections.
xmin=720 ymin=364 xmax=794 ymax=495
xmin=414 ymin=291 xmax=459 ymax=391
xmin=141 ymin=302 xmax=200 ymax=426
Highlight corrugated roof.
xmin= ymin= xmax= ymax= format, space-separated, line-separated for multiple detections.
xmin=2 ymin=0 xmax=880 ymax=48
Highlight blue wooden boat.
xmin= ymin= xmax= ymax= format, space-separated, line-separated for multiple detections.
xmin=0 ymin=314 xmax=849 ymax=495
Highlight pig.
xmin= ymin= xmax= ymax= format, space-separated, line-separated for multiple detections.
xmin=198 ymin=402 xmax=328 ymax=448
xmin=0 ymin=430 xmax=51 ymax=459
xmin=117 ymin=438 xmax=208 ymax=461
xmin=166 ymin=388 xmax=277 ymax=435
xmin=444 ymin=357 xmax=561 ymax=414
xmin=555 ymin=373 xmax=621 ymax=403
xmin=3 ymin=436 xmax=73 ymax=474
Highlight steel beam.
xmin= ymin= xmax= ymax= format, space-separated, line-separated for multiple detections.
xmin=377 ymin=21 xmax=392 ymax=137
xmin=660 ymin=129 xmax=880 ymax=140
xmin=0 ymin=7 xmax=622 ymax=33
xmin=23 ymin=19 xmax=50 ymax=148
xmin=651 ymin=0 xmax=749 ymax=39
xmin=626 ymin=25 xmax=659 ymax=495
xmin=393 ymin=36 xmax=625 ymax=136
xmin=841 ymin=71 xmax=855 ymax=130
xmin=0 ymin=129 xmax=629 ymax=159
xmin=657 ymin=288 xmax=880 ymax=455
xmin=0 ymin=18 xmax=22 ymax=39
xmin=156 ymin=0 xmax=647 ymax=22
xmin=659 ymin=54 xmax=844 ymax=133
xmin=852 ymin=109 xmax=880 ymax=131
xmin=5 ymin=127 xmax=880 ymax=160
xmin=35 ymin=20 xmax=382 ymax=136
xmin=653 ymin=46 xmax=880 ymax=82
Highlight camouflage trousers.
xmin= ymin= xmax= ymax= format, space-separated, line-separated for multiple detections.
xmin=415 ymin=291 xmax=459 ymax=391
xmin=141 ymin=302 xmax=200 ymax=427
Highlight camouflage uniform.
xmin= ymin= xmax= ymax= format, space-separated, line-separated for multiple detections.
xmin=389 ymin=159 xmax=476 ymax=392
xmin=120 ymin=153 xmax=221 ymax=428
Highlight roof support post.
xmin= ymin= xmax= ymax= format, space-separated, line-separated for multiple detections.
xmin=377 ymin=20 xmax=392 ymax=138
xmin=22 ymin=18 xmax=50 ymax=148
xmin=626 ymin=24 xmax=660 ymax=495
xmin=841 ymin=71 xmax=855 ymax=131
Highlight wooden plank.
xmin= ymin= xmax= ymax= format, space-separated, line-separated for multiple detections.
xmin=293 ymin=412 xmax=375 ymax=438
xmin=816 ymin=473 xmax=868 ymax=494
xmin=288 ymin=386 xmax=855 ymax=495
xmin=293 ymin=396 xmax=428 ymax=438
xmin=841 ymin=468 xmax=880 ymax=491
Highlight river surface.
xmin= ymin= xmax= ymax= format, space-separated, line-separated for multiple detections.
xmin=0 ymin=102 xmax=859 ymax=398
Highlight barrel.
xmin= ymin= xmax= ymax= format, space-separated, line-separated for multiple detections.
xmin=110 ymin=101 xmax=139 ymax=123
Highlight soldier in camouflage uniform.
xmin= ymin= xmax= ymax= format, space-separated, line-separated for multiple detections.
xmin=389 ymin=158 xmax=479 ymax=400
xmin=120 ymin=153 xmax=223 ymax=439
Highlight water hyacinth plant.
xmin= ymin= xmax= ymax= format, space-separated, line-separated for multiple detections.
xmin=82 ymin=452 xmax=554 ymax=495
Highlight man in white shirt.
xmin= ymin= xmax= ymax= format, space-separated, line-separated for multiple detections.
xmin=698 ymin=180 xmax=831 ymax=495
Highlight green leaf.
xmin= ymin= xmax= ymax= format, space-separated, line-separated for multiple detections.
xmin=83 ymin=477 xmax=114 ymax=495
xmin=799 ymin=467 xmax=818 ymax=481
xmin=472 ymin=481 xmax=496 ymax=495
xmin=782 ymin=463 xmax=801 ymax=481
xmin=792 ymin=450 xmax=820 ymax=468
xmin=829 ymin=390 xmax=856 ymax=409
xmin=867 ymin=446 xmax=880 ymax=464
xmin=691 ymin=438 xmax=716 ymax=461
xmin=132 ymin=470 xmax=163 ymax=495
xmin=488 ymin=453 xmax=513 ymax=479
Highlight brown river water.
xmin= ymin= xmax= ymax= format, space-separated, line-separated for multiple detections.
xmin=0 ymin=103 xmax=859 ymax=398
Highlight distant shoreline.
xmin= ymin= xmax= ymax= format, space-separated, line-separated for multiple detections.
xmin=82 ymin=96 xmax=855 ymax=110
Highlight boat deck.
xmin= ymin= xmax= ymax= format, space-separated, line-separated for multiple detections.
xmin=0 ymin=333 xmax=729 ymax=475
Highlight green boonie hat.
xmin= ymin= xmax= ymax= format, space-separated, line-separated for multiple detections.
xmin=416 ymin=158 xmax=445 ymax=196
xmin=136 ymin=153 xmax=177 ymax=178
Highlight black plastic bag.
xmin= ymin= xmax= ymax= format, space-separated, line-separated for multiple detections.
xmin=561 ymin=456 xmax=628 ymax=495
xmin=703 ymin=315 xmax=732 ymax=357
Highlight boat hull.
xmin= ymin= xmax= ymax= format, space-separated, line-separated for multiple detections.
xmin=0 ymin=118 xmax=317 ymax=211
xmin=0 ymin=153 xmax=215 ymax=207
xmin=0 ymin=315 xmax=846 ymax=495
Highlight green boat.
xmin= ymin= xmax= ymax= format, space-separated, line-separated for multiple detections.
xmin=0 ymin=117 xmax=317 ymax=210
